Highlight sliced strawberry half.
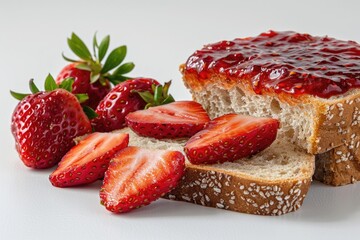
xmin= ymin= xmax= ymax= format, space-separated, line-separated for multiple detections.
xmin=184 ymin=113 xmax=280 ymax=164
xmin=125 ymin=101 xmax=210 ymax=139
xmin=49 ymin=132 xmax=129 ymax=187
xmin=100 ymin=146 xmax=185 ymax=213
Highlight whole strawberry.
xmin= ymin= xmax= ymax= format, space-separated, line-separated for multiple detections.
xmin=56 ymin=63 xmax=111 ymax=109
xmin=11 ymin=75 xmax=93 ymax=169
xmin=92 ymin=78 xmax=175 ymax=132
xmin=57 ymin=33 xmax=135 ymax=109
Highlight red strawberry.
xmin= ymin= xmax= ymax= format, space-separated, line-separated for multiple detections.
xmin=58 ymin=33 xmax=135 ymax=109
xmin=100 ymin=147 xmax=185 ymax=213
xmin=184 ymin=113 xmax=280 ymax=164
xmin=56 ymin=63 xmax=111 ymax=109
xmin=50 ymin=132 xmax=129 ymax=187
xmin=125 ymin=101 xmax=210 ymax=139
xmin=11 ymin=76 xmax=92 ymax=169
xmin=91 ymin=78 xmax=162 ymax=132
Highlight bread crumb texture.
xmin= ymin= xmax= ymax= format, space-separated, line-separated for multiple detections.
xmin=186 ymin=82 xmax=360 ymax=186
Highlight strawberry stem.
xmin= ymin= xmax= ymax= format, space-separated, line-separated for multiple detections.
xmin=134 ymin=81 xmax=175 ymax=109
xmin=62 ymin=32 xmax=134 ymax=86
xmin=11 ymin=75 xmax=88 ymax=102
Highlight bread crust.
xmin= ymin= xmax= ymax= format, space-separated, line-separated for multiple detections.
xmin=165 ymin=165 xmax=311 ymax=215
xmin=315 ymin=136 xmax=360 ymax=186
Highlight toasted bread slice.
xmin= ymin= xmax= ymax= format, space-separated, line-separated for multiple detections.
xmin=117 ymin=128 xmax=315 ymax=216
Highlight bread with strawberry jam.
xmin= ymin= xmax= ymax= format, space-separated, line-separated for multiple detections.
xmin=181 ymin=30 xmax=360 ymax=186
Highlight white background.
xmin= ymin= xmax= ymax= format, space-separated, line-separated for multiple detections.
xmin=1 ymin=0 xmax=360 ymax=239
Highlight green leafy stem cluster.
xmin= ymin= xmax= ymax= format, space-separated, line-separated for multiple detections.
xmin=63 ymin=33 xmax=135 ymax=85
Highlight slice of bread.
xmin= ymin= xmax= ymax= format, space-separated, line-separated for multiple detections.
xmin=183 ymin=80 xmax=360 ymax=186
xmin=315 ymin=142 xmax=360 ymax=185
xmin=117 ymin=128 xmax=315 ymax=216
xmin=183 ymin=76 xmax=360 ymax=156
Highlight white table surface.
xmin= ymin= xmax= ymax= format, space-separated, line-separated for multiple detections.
xmin=1 ymin=0 xmax=360 ymax=239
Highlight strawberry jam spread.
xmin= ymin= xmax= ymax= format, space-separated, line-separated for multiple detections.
xmin=184 ymin=30 xmax=360 ymax=98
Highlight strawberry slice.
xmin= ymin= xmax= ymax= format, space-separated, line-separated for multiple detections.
xmin=49 ymin=132 xmax=129 ymax=187
xmin=100 ymin=147 xmax=185 ymax=213
xmin=184 ymin=113 xmax=280 ymax=164
xmin=125 ymin=101 xmax=210 ymax=139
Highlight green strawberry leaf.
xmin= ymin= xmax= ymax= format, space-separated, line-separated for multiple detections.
xmin=107 ymin=75 xmax=131 ymax=85
xmin=76 ymin=63 xmax=92 ymax=71
xmin=93 ymin=32 xmax=98 ymax=59
xmin=162 ymin=80 xmax=171 ymax=97
xmin=132 ymin=81 xmax=175 ymax=109
xmin=136 ymin=91 xmax=155 ymax=105
xmin=44 ymin=74 xmax=58 ymax=91
xmin=98 ymin=35 xmax=110 ymax=62
xmin=145 ymin=102 xmax=153 ymax=109
xmin=62 ymin=52 xmax=77 ymax=63
xmin=90 ymin=72 xmax=100 ymax=83
xmin=101 ymin=45 xmax=126 ymax=74
xmin=113 ymin=62 xmax=135 ymax=75
xmin=10 ymin=90 xmax=29 ymax=101
xmin=154 ymin=85 xmax=163 ymax=105
xmin=151 ymin=84 xmax=157 ymax=93
xmin=82 ymin=106 xmax=98 ymax=119
xmin=59 ymin=78 xmax=74 ymax=92
xmin=76 ymin=94 xmax=89 ymax=103
xmin=67 ymin=33 xmax=92 ymax=61
xmin=107 ymin=79 xmax=119 ymax=85
xmin=162 ymin=94 xmax=175 ymax=104
xmin=29 ymin=79 xmax=40 ymax=94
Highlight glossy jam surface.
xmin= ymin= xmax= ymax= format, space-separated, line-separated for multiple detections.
xmin=185 ymin=31 xmax=360 ymax=98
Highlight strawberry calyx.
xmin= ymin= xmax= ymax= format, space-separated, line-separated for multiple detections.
xmin=10 ymin=74 xmax=98 ymax=119
xmin=62 ymin=32 xmax=134 ymax=86
xmin=134 ymin=80 xmax=175 ymax=109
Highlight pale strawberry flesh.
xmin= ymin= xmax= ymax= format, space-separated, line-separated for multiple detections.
xmin=185 ymin=113 xmax=279 ymax=164
xmin=50 ymin=132 xmax=129 ymax=187
xmin=125 ymin=101 xmax=210 ymax=139
xmin=100 ymin=147 xmax=185 ymax=213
